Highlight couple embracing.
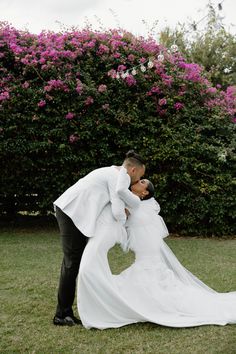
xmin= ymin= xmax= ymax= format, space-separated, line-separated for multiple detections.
xmin=53 ymin=150 xmax=236 ymax=329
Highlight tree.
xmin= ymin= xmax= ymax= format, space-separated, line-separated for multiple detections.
xmin=159 ymin=2 xmax=236 ymax=88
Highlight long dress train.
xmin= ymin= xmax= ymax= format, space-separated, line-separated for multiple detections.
xmin=77 ymin=200 xmax=236 ymax=329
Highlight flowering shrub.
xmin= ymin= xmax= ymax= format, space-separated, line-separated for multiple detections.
xmin=0 ymin=23 xmax=235 ymax=235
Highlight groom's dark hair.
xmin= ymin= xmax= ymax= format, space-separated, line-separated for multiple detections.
xmin=124 ymin=150 xmax=145 ymax=167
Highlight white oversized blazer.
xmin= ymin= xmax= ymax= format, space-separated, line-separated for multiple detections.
xmin=53 ymin=166 xmax=140 ymax=237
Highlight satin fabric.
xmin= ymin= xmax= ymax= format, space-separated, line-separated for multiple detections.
xmin=77 ymin=199 xmax=236 ymax=329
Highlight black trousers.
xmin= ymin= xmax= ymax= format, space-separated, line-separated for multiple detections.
xmin=55 ymin=206 xmax=88 ymax=318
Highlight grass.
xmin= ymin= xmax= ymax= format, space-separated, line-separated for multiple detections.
xmin=1 ymin=222 xmax=236 ymax=354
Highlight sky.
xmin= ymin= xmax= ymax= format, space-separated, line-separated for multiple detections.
xmin=0 ymin=0 xmax=235 ymax=37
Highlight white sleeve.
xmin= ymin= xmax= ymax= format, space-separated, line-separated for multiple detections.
xmin=116 ymin=166 xmax=140 ymax=210
xmin=107 ymin=170 xmax=127 ymax=224
xmin=110 ymin=197 xmax=127 ymax=225
xmin=153 ymin=199 xmax=161 ymax=214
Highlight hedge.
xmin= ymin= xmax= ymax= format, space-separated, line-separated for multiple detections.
xmin=0 ymin=23 xmax=235 ymax=235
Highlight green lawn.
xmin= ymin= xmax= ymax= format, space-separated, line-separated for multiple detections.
xmin=1 ymin=224 xmax=236 ymax=354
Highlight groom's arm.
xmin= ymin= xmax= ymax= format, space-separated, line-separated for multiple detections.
xmin=110 ymin=197 xmax=127 ymax=225
xmin=115 ymin=166 xmax=140 ymax=210
xmin=107 ymin=167 xmax=140 ymax=223
xmin=107 ymin=170 xmax=128 ymax=224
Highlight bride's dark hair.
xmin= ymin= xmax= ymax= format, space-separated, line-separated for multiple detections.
xmin=142 ymin=180 xmax=155 ymax=200
xmin=124 ymin=150 xmax=145 ymax=167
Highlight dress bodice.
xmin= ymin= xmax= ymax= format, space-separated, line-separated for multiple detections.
xmin=125 ymin=198 xmax=169 ymax=258
xmin=126 ymin=198 xmax=161 ymax=227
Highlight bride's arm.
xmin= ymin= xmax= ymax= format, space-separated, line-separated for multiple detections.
xmin=116 ymin=166 xmax=140 ymax=210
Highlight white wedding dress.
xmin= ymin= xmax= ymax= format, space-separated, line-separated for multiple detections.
xmin=77 ymin=186 xmax=236 ymax=330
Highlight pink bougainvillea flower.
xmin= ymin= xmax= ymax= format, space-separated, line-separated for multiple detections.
xmin=65 ymin=112 xmax=75 ymax=120
xmin=125 ymin=75 xmax=137 ymax=87
xmin=85 ymin=96 xmax=94 ymax=106
xmin=146 ymin=86 xmax=162 ymax=96
xmin=97 ymin=44 xmax=110 ymax=55
xmin=117 ymin=65 xmax=126 ymax=72
xmin=161 ymin=74 xmax=173 ymax=87
xmin=113 ymin=52 xmax=121 ymax=58
xmin=107 ymin=69 xmax=117 ymax=78
xmin=178 ymin=88 xmax=186 ymax=96
xmin=102 ymin=103 xmax=109 ymax=110
xmin=44 ymin=79 xmax=68 ymax=92
xmin=98 ymin=84 xmax=107 ymax=93
xmin=37 ymin=100 xmax=46 ymax=107
xmin=76 ymin=81 xmax=83 ymax=94
xmin=0 ymin=91 xmax=10 ymax=101
xmin=0 ymin=23 xmax=235 ymax=127
xmin=69 ymin=134 xmax=79 ymax=143
xmin=41 ymin=64 xmax=49 ymax=71
xmin=182 ymin=63 xmax=203 ymax=83
xmin=39 ymin=58 xmax=46 ymax=65
xmin=139 ymin=57 xmax=146 ymax=63
xmin=158 ymin=98 xmax=167 ymax=106
xmin=174 ymin=102 xmax=184 ymax=110
xmin=127 ymin=54 xmax=135 ymax=62
xmin=44 ymin=85 xmax=52 ymax=92
xmin=206 ymin=87 xmax=217 ymax=94
xmin=22 ymin=81 xmax=30 ymax=89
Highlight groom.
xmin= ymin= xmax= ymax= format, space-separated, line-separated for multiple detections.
xmin=53 ymin=150 xmax=145 ymax=326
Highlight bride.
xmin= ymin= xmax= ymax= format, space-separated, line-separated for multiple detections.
xmin=77 ymin=167 xmax=236 ymax=329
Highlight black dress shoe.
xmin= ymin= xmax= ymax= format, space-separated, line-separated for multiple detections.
xmin=53 ymin=315 xmax=81 ymax=326
xmin=71 ymin=316 xmax=82 ymax=325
